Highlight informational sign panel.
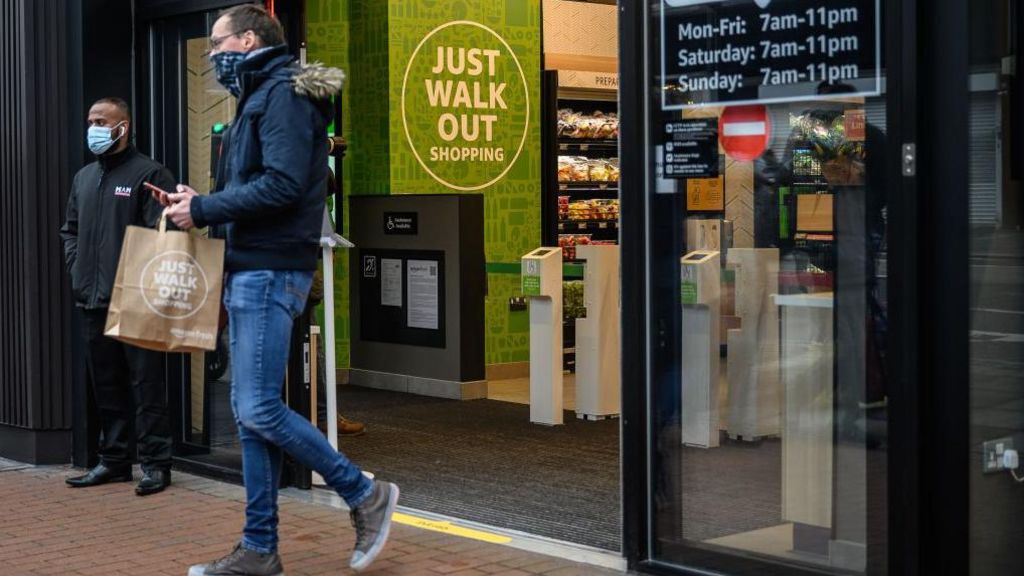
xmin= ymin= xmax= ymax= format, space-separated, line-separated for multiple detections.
xmin=381 ymin=258 xmax=403 ymax=307
xmin=663 ymin=118 xmax=719 ymax=178
xmin=362 ymin=255 xmax=377 ymax=278
xmin=522 ymin=259 xmax=541 ymax=296
xmin=680 ymin=261 xmax=699 ymax=304
xmin=359 ymin=249 xmax=446 ymax=349
xmin=407 ymin=259 xmax=440 ymax=330
xmin=384 ymin=212 xmax=419 ymax=235
xmin=686 ymin=177 xmax=725 ymax=211
xmin=661 ymin=0 xmax=881 ymax=109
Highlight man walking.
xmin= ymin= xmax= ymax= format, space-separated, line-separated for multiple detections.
xmin=60 ymin=97 xmax=175 ymax=496
xmin=159 ymin=6 xmax=398 ymax=574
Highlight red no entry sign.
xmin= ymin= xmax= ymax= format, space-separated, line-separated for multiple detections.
xmin=719 ymin=105 xmax=771 ymax=162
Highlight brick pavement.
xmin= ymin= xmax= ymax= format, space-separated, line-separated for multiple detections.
xmin=0 ymin=465 xmax=627 ymax=576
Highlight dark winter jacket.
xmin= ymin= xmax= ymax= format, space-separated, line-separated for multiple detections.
xmin=59 ymin=145 xmax=176 ymax=309
xmin=190 ymin=45 xmax=345 ymax=272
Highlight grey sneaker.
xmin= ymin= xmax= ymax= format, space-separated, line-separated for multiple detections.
xmin=187 ymin=543 xmax=284 ymax=576
xmin=349 ymin=480 xmax=400 ymax=572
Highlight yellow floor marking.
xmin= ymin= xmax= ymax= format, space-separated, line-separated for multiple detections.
xmin=392 ymin=512 xmax=512 ymax=544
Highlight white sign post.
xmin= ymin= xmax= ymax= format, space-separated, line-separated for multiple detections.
xmin=521 ymin=248 xmax=564 ymax=426
xmin=313 ymin=208 xmax=353 ymax=486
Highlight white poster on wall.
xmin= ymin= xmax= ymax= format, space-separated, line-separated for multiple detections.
xmin=406 ymin=259 xmax=439 ymax=330
xmin=381 ymin=258 xmax=402 ymax=307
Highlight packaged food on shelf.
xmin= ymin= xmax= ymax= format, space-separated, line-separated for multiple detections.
xmin=587 ymin=160 xmax=611 ymax=182
xmin=561 ymin=199 xmax=620 ymax=222
xmin=606 ymin=158 xmax=621 ymax=182
xmin=557 ymin=109 xmax=583 ymax=138
xmin=594 ymin=199 xmax=620 ymax=220
xmin=567 ymin=201 xmax=592 ymax=221
xmin=557 ymin=156 xmax=578 ymax=183
xmin=557 ymin=109 xmax=619 ymax=140
xmin=557 ymin=156 xmax=621 ymax=184
xmin=571 ymin=160 xmax=590 ymax=182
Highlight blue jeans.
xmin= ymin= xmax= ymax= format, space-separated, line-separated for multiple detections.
xmin=225 ymin=270 xmax=374 ymax=554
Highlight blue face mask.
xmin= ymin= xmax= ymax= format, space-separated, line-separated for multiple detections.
xmin=87 ymin=121 xmax=126 ymax=155
xmin=211 ymin=51 xmax=246 ymax=98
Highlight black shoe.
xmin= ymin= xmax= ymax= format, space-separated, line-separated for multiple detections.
xmin=349 ymin=480 xmax=400 ymax=572
xmin=188 ymin=543 xmax=284 ymax=576
xmin=135 ymin=469 xmax=171 ymax=496
xmin=65 ymin=463 xmax=132 ymax=488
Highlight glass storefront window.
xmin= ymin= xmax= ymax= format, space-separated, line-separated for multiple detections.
xmin=642 ymin=1 xmax=887 ymax=572
xmin=182 ymin=34 xmax=238 ymax=459
xmin=968 ymin=2 xmax=1024 ymax=574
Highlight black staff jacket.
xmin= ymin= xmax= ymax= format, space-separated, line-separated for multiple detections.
xmin=60 ymin=145 xmax=176 ymax=310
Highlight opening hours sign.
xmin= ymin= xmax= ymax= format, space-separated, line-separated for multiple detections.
xmin=660 ymin=0 xmax=881 ymax=109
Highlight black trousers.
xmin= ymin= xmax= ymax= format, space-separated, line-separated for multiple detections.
xmin=81 ymin=308 xmax=172 ymax=471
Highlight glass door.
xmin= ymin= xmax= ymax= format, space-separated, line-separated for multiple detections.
xmin=968 ymin=1 xmax=1024 ymax=573
xmin=629 ymin=1 xmax=894 ymax=573
xmin=138 ymin=9 xmax=242 ymax=469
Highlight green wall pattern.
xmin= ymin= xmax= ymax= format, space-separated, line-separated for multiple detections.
xmin=307 ymin=0 xmax=541 ymax=367
xmin=348 ymin=0 xmax=392 ymax=196
xmin=387 ymin=0 xmax=541 ymax=364
xmin=307 ymin=0 xmax=352 ymax=369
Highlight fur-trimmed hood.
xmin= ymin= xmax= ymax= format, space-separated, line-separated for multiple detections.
xmin=292 ymin=62 xmax=345 ymax=100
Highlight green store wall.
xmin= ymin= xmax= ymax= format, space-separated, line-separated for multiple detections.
xmin=306 ymin=0 xmax=541 ymax=367
xmin=306 ymin=0 xmax=353 ymax=370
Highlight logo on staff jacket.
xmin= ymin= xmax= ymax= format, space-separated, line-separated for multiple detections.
xmin=114 ymin=186 xmax=133 ymax=197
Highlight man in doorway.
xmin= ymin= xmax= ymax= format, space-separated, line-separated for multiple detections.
xmin=157 ymin=6 xmax=398 ymax=574
xmin=60 ymin=97 xmax=175 ymax=496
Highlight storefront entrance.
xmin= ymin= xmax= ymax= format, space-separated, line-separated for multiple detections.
xmin=133 ymin=0 xmax=625 ymax=551
xmin=118 ymin=1 xmax=1024 ymax=573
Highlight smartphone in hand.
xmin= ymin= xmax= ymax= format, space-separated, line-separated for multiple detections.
xmin=143 ymin=181 xmax=171 ymax=206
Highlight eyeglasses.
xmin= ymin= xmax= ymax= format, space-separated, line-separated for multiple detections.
xmin=209 ymin=30 xmax=242 ymax=51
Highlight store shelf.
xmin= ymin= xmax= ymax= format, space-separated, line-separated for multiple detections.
xmin=557 ymin=182 xmax=619 ymax=191
xmin=557 ymin=138 xmax=618 ymax=152
xmin=558 ymin=220 xmax=619 ymax=232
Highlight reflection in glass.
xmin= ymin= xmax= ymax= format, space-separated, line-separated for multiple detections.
xmin=183 ymin=37 xmax=239 ymax=455
xmin=646 ymin=2 xmax=887 ymax=573
xmin=968 ymin=2 xmax=1023 ymax=573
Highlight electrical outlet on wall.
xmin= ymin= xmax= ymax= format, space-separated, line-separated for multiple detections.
xmin=983 ymin=437 xmax=1016 ymax=474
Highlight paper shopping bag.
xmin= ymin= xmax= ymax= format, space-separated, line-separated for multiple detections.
xmin=105 ymin=214 xmax=225 ymax=352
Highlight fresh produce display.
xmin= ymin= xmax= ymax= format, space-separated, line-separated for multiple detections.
xmin=558 ymin=235 xmax=615 ymax=259
xmin=557 ymin=156 xmax=620 ymax=183
xmin=563 ymin=281 xmax=586 ymax=321
xmin=557 ymin=109 xmax=619 ymax=139
xmin=563 ymin=199 xmax=620 ymax=221
xmin=558 ymin=234 xmax=591 ymax=260
xmin=558 ymin=195 xmax=570 ymax=220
